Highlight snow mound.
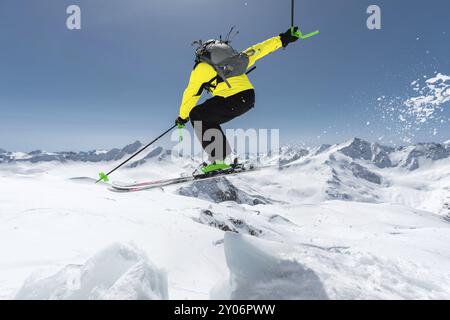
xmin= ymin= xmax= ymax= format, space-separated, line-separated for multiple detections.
xmin=15 ymin=243 xmax=168 ymax=300
xmin=177 ymin=177 xmax=271 ymax=205
xmin=212 ymin=233 xmax=328 ymax=300
xmin=214 ymin=231 xmax=450 ymax=300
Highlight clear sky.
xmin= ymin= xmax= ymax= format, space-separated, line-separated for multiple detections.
xmin=0 ymin=0 xmax=449 ymax=151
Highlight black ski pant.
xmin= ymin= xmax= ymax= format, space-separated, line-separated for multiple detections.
xmin=189 ymin=89 xmax=255 ymax=162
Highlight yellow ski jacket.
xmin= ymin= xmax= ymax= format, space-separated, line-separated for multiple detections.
xmin=178 ymin=35 xmax=283 ymax=119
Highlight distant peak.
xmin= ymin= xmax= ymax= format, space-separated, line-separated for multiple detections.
xmin=121 ymin=141 xmax=142 ymax=154
xmin=347 ymin=137 xmax=370 ymax=145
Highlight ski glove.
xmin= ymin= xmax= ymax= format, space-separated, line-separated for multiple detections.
xmin=279 ymin=27 xmax=300 ymax=48
xmin=175 ymin=116 xmax=188 ymax=128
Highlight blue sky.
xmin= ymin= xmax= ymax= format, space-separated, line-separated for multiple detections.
xmin=0 ymin=0 xmax=449 ymax=151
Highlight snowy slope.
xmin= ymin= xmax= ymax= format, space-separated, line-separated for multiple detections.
xmin=0 ymin=138 xmax=449 ymax=300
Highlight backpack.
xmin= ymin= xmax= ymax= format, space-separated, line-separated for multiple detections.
xmin=195 ymin=39 xmax=250 ymax=89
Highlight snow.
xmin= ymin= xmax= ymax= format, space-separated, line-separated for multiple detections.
xmin=15 ymin=243 xmax=168 ymax=300
xmin=426 ymin=73 xmax=450 ymax=84
xmin=376 ymin=72 xmax=450 ymax=143
xmin=214 ymin=231 xmax=450 ymax=299
xmin=212 ymin=233 xmax=329 ymax=300
xmin=1 ymin=140 xmax=450 ymax=300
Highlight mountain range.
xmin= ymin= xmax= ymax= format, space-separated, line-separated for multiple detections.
xmin=1 ymin=138 xmax=449 ymax=172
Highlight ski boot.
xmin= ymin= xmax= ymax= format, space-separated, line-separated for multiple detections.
xmin=201 ymin=160 xmax=232 ymax=174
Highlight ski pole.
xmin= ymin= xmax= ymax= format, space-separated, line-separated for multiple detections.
xmin=178 ymin=124 xmax=184 ymax=142
xmin=96 ymin=124 xmax=177 ymax=183
xmin=291 ymin=0 xmax=295 ymax=28
xmin=290 ymin=0 xmax=319 ymax=39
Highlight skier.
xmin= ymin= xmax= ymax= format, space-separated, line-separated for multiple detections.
xmin=175 ymin=27 xmax=301 ymax=173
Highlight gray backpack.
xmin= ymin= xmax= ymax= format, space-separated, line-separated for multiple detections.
xmin=195 ymin=39 xmax=250 ymax=89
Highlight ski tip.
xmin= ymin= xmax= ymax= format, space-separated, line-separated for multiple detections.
xmin=97 ymin=172 xmax=109 ymax=183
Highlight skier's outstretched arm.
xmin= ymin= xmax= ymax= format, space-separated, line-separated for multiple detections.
xmin=243 ymin=27 xmax=300 ymax=68
xmin=178 ymin=63 xmax=216 ymax=120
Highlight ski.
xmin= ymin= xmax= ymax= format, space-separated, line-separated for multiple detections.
xmin=110 ymin=176 xmax=194 ymax=192
xmin=112 ymin=176 xmax=191 ymax=189
xmin=109 ymin=164 xmax=273 ymax=193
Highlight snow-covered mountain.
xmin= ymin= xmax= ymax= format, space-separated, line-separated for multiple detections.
xmin=1 ymin=138 xmax=449 ymax=300
xmin=0 ymin=141 xmax=144 ymax=163
xmin=2 ymin=137 xmax=449 ymax=172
